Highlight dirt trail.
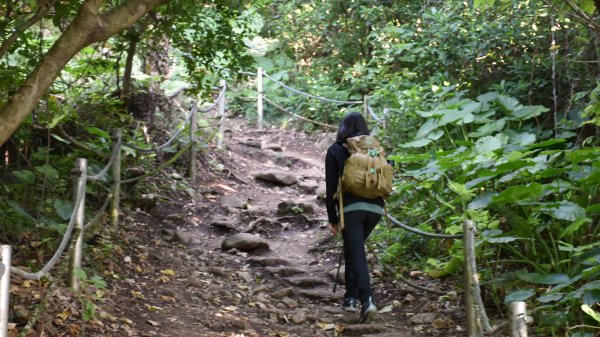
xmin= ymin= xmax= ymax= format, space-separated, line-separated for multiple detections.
xmin=86 ymin=118 xmax=465 ymax=336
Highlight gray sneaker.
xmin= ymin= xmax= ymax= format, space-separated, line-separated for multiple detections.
xmin=359 ymin=297 xmax=377 ymax=324
xmin=342 ymin=297 xmax=358 ymax=312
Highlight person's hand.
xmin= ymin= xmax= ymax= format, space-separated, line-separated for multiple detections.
xmin=328 ymin=223 xmax=339 ymax=236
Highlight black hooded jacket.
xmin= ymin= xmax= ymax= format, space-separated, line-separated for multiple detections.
xmin=325 ymin=141 xmax=385 ymax=225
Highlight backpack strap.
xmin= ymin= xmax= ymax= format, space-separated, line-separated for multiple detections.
xmin=336 ymin=176 xmax=345 ymax=232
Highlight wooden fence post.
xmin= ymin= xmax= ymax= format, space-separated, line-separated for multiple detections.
xmin=463 ymin=220 xmax=479 ymax=336
xmin=69 ymin=158 xmax=87 ymax=291
xmin=189 ymin=100 xmax=198 ymax=183
xmin=217 ymin=79 xmax=226 ymax=149
xmin=111 ymin=129 xmax=121 ymax=230
xmin=510 ymin=301 xmax=528 ymax=337
xmin=363 ymin=95 xmax=369 ymax=123
xmin=257 ymin=67 xmax=264 ymax=130
xmin=0 ymin=245 xmax=12 ymax=337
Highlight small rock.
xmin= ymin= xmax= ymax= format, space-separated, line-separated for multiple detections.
xmin=328 ymin=266 xmax=346 ymax=284
xmin=248 ymin=257 xmax=290 ymax=267
xmin=271 ymin=287 xmax=295 ymax=298
xmin=277 ymin=200 xmax=314 ymax=215
xmin=220 ymin=195 xmax=246 ymax=209
xmin=221 ymin=233 xmax=270 ymax=252
xmin=281 ymin=297 xmax=299 ymax=309
xmin=315 ymin=185 xmax=326 ymax=200
xmin=409 ymin=312 xmax=438 ymax=324
xmin=262 ymin=143 xmax=283 ymax=152
xmin=297 ymin=181 xmax=320 ymax=193
xmin=404 ymin=293 xmax=416 ymax=303
xmin=409 ymin=270 xmax=424 ymax=278
xmin=255 ymin=171 xmax=297 ymax=186
xmin=237 ymin=271 xmax=253 ymax=283
xmin=291 ymin=311 xmax=306 ymax=324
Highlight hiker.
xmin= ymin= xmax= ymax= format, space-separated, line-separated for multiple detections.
xmin=324 ymin=112 xmax=387 ymax=324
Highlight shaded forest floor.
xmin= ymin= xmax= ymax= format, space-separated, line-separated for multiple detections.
xmin=8 ymin=118 xmax=466 ymax=337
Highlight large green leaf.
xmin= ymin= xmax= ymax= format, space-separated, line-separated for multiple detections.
xmin=400 ymin=138 xmax=432 ymax=148
xmin=537 ymin=292 xmax=565 ymax=303
xmin=504 ymin=289 xmax=535 ymax=303
xmin=511 ymin=132 xmax=537 ymax=146
xmin=53 ymin=199 xmax=74 ymax=221
xmin=468 ymin=119 xmax=506 ymax=137
xmin=492 ymin=183 xmax=545 ymax=204
xmin=468 ymin=192 xmax=494 ymax=209
xmin=415 ymin=119 xmax=440 ymax=139
xmin=497 ymin=95 xmax=520 ymax=112
xmin=560 ymin=217 xmax=592 ymax=238
xmin=509 ymin=105 xmax=548 ymax=120
xmin=516 ymin=270 xmax=570 ymax=285
xmin=448 ymin=180 xmax=474 ymax=201
xmin=581 ymin=304 xmax=600 ymax=323
xmin=477 ymin=92 xmax=500 ymax=105
xmin=475 ymin=135 xmax=502 ymax=154
xmin=541 ymin=201 xmax=586 ymax=221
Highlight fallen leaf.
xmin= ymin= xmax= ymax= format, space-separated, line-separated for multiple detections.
xmin=379 ymin=304 xmax=393 ymax=313
xmin=145 ymin=304 xmax=163 ymax=312
xmin=222 ymin=306 xmax=238 ymax=312
xmin=131 ymin=291 xmax=145 ymax=299
xmin=57 ymin=310 xmax=69 ymax=320
xmin=317 ymin=322 xmax=336 ymax=330
xmin=160 ymin=269 xmax=176 ymax=276
xmin=160 ymin=295 xmax=176 ymax=303
xmin=146 ymin=319 xmax=160 ymax=326
xmin=121 ymin=317 xmax=133 ymax=324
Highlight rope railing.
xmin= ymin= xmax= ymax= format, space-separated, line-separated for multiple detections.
xmin=124 ymin=83 xmax=227 ymax=154
xmin=9 ymin=180 xmax=86 ymax=281
xmin=262 ymin=71 xmax=362 ymax=105
xmin=385 ymin=212 xmax=463 ymax=239
xmin=263 ymin=97 xmax=338 ymax=130
xmin=1 ymin=79 xmax=229 ymax=337
xmin=87 ymin=137 xmax=122 ymax=181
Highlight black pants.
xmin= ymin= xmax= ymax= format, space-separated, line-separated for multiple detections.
xmin=342 ymin=209 xmax=381 ymax=304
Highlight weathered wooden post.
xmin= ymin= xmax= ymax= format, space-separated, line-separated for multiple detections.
xmin=69 ymin=158 xmax=87 ymax=291
xmin=510 ymin=301 xmax=528 ymax=337
xmin=217 ymin=79 xmax=226 ymax=149
xmin=0 ymin=245 xmax=12 ymax=337
xmin=463 ymin=220 xmax=478 ymax=336
xmin=111 ymin=129 xmax=122 ymax=230
xmin=189 ymin=100 xmax=199 ymax=183
xmin=257 ymin=67 xmax=264 ymax=130
xmin=363 ymin=96 xmax=369 ymax=123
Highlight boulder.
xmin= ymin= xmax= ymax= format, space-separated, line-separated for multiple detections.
xmin=255 ymin=171 xmax=297 ymax=186
xmin=221 ymin=233 xmax=270 ymax=252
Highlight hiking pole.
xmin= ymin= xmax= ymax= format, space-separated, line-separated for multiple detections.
xmin=333 ymin=246 xmax=344 ymax=293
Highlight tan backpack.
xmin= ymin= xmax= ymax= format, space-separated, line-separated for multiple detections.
xmin=341 ymin=135 xmax=393 ymax=199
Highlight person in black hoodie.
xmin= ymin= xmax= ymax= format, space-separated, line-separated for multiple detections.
xmin=325 ymin=112 xmax=383 ymax=324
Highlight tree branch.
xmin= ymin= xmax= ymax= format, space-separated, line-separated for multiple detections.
xmin=0 ymin=0 xmax=55 ymax=58
xmin=0 ymin=0 xmax=172 ymax=147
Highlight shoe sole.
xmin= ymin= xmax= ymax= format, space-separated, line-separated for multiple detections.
xmin=359 ymin=306 xmax=377 ymax=324
xmin=343 ymin=307 xmax=358 ymax=313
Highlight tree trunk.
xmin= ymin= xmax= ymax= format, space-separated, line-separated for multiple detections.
xmin=0 ymin=0 xmax=169 ymax=147
xmin=122 ymin=37 xmax=138 ymax=99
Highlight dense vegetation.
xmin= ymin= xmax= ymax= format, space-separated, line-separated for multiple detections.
xmin=1 ymin=0 xmax=599 ymax=336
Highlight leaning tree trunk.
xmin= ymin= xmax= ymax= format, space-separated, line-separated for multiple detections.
xmin=0 ymin=0 xmax=170 ymax=147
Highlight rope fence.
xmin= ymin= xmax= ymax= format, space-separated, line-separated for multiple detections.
xmin=250 ymin=69 xmax=529 ymax=336
xmin=0 ymin=79 xmax=228 ymax=337
xmin=1 ymin=70 xmax=531 ymax=337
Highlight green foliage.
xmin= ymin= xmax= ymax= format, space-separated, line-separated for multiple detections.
xmin=385 ymin=89 xmax=599 ymax=333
